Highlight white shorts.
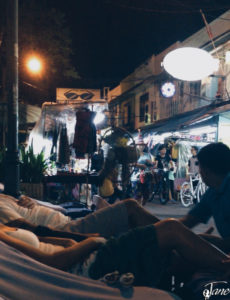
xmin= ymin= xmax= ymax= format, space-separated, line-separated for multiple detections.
xmin=60 ymin=201 xmax=129 ymax=238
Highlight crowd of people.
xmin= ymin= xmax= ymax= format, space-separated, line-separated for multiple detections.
xmin=87 ymin=132 xmax=201 ymax=207
xmin=128 ymin=134 xmax=200 ymax=206
xmin=0 ymin=142 xmax=230 ymax=298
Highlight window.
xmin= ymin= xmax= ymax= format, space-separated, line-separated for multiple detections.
xmin=190 ymin=81 xmax=201 ymax=96
xmin=124 ymin=103 xmax=131 ymax=126
xmin=194 ymin=82 xmax=201 ymax=95
xmin=139 ymin=93 xmax=149 ymax=122
xmin=145 ymin=105 xmax=149 ymax=123
xmin=180 ymin=81 xmax=184 ymax=97
xmin=150 ymin=101 xmax=157 ymax=122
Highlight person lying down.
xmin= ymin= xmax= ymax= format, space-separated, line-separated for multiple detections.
xmin=0 ymin=218 xmax=229 ymax=288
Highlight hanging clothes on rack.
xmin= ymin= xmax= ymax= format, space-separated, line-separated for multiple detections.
xmin=50 ymin=123 xmax=60 ymax=161
xmin=58 ymin=125 xmax=70 ymax=165
xmin=73 ymin=110 xmax=97 ymax=158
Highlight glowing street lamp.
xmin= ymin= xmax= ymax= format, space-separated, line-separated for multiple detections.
xmin=27 ymin=57 xmax=42 ymax=74
xmin=162 ymin=47 xmax=219 ymax=81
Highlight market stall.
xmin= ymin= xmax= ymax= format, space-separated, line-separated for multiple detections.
xmin=138 ymin=100 xmax=230 ymax=191
xmin=26 ymin=99 xmax=108 ymax=204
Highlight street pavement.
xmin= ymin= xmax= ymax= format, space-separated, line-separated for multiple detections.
xmin=145 ymin=197 xmax=219 ymax=236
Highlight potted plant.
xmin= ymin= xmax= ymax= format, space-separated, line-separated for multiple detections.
xmin=20 ymin=144 xmax=48 ymax=199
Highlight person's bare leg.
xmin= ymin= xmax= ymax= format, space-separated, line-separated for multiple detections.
xmin=93 ymin=195 xmax=110 ymax=210
xmin=124 ymin=199 xmax=160 ymax=228
xmin=155 ymin=218 xmax=228 ymax=271
xmin=199 ymin=234 xmax=230 ymax=252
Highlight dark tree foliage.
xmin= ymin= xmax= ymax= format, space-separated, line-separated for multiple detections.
xmin=0 ymin=0 xmax=79 ymax=105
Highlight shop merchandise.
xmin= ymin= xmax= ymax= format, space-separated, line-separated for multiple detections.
xmin=73 ymin=110 xmax=97 ymax=158
xmin=58 ymin=125 xmax=70 ymax=165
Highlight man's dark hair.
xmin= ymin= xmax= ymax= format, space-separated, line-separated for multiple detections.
xmin=197 ymin=142 xmax=230 ymax=175
xmin=158 ymin=144 xmax=167 ymax=151
xmin=191 ymin=146 xmax=198 ymax=152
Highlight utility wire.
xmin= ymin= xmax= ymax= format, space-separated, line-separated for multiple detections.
xmin=104 ymin=0 xmax=230 ymax=14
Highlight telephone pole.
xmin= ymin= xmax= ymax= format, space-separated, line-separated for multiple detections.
xmin=4 ymin=0 xmax=20 ymax=197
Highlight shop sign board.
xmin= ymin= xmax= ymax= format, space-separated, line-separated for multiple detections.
xmin=56 ymin=88 xmax=102 ymax=103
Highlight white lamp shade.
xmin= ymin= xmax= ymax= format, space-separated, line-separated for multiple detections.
xmin=163 ymin=47 xmax=219 ymax=81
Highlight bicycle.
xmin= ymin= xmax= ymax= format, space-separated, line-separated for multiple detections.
xmin=180 ymin=173 xmax=207 ymax=207
xmin=150 ymin=168 xmax=170 ymax=205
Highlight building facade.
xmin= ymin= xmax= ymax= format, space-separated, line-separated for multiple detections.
xmin=108 ymin=10 xmax=230 ymax=135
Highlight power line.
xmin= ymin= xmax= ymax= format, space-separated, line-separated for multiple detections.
xmin=104 ymin=0 xmax=230 ymax=14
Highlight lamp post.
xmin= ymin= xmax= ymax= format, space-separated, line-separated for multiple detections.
xmin=4 ymin=0 xmax=20 ymax=197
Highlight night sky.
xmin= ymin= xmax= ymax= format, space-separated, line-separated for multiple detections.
xmin=55 ymin=0 xmax=230 ymax=89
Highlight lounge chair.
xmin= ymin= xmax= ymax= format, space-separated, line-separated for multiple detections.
xmin=0 ymin=241 xmax=181 ymax=300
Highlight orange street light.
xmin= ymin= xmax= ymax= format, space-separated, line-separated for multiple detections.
xmin=27 ymin=57 xmax=42 ymax=74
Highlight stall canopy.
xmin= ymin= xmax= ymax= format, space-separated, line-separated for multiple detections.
xmin=140 ymin=100 xmax=230 ymax=135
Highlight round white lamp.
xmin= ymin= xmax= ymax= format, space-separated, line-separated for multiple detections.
xmin=162 ymin=47 xmax=219 ymax=81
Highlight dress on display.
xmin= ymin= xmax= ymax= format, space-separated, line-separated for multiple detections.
xmin=73 ymin=110 xmax=97 ymax=158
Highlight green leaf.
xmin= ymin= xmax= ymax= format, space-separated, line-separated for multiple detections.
xmin=19 ymin=144 xmax=48 ymax=183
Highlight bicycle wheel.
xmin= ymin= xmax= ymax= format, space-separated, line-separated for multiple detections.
xmin=180 ymin=182 xmax=193 ymax=207
xmin=196 ymin=182 xmax=206 ymax=203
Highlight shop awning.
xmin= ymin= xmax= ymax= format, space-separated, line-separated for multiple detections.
xmin=140 ymin=100 xmax=230 ymax=135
